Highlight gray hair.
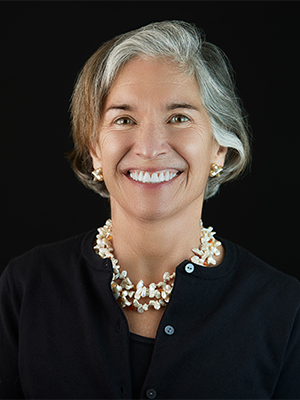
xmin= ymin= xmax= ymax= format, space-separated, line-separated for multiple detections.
xmin=69 ymin=20 xmax=251 ymax=199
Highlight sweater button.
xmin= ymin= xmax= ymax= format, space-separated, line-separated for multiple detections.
xmin=164 ymin=325 xmax=175 ymax=335
xmin=146 ymin=388 xmax=157 ymax=399
xmin=185 ymin=263 xmax=194 ymax=273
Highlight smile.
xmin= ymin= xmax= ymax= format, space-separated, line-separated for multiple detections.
xmin=129 ymin=170 xmax=179 ymax=184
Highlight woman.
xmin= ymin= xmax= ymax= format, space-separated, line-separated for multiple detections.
xmin=1 ymin=20 xmax=300 ymax=399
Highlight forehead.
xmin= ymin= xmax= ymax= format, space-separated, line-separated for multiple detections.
xmin=105 ymin=57 xmax=202 ymax=106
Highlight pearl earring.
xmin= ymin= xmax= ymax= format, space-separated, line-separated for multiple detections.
xmin=209 ymin=163 xmax=223 ymax=178
xmin=92 ymin=167 xmax=104 ymax=182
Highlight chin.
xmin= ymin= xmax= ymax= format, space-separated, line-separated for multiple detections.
xmin=114 ymin=195 xmax=178 ymax=222
xmin=130 ymin=205 xmax=173 ymax=222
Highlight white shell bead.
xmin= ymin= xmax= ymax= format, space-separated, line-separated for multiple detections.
xmin=191 ymin=255 xmax=200 ymax=264
xmin=163 ymin=272 xmax=170 ymax=281
xmin=120 ymin=270 xmax=127 ymax=279
xmin=149 ymin=287 xmax=155 ymax=298
xmin=136 ymin=280 xmax=144 ymax=289
xmin=137 ymin=306 xmax=144 ymax=314
xmin=133 ymin=299 xmax=140 ymax=307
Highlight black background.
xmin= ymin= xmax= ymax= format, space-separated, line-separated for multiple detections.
xmin=1 ymin=2 xmax=299 ymax=279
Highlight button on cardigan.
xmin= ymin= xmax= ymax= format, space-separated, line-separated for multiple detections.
xmin=1 ymin=229 xmax=300 ymax=399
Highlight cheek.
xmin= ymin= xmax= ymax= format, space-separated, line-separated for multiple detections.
xmin=175 ymin=131 xmax=213 ymax=175
xmin=99 ymin=131 xmax=132 ymax=172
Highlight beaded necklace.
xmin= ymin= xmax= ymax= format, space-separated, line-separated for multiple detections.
xmin=94 ymin=219 xmax=221 ymax=313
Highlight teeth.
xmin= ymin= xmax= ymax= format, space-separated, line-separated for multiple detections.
xmin=143 ymin=172 xmax=151 ymax=183
xmin=130 ymin=170 xmax=178 ymax=184
xmin=152 ymin=173 xmax=159 ymax=183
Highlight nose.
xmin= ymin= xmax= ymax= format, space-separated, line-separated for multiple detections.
xmin=134 ymin=122 xmax=169 ymax=160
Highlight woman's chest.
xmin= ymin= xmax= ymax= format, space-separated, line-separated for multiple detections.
xmin=123 ymin=307 xmax=166 ymax=338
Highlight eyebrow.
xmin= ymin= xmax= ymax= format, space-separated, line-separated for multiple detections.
xmin=104 ymin=104 xmax=135 ymax=113
xmin=104 ymin=102 xmax=200 ymax=114
xmin=165 ymin=102 xmax=201 ymax=112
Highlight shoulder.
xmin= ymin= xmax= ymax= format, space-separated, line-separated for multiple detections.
xmin=222 ymin=237 xmax=300 ymax=307
xmin=231 ymin=238 xmax=299 ymax=283
xmin=8 ymin=231 xmax=88 ymax=265
xmin=1 ymin=229 xmax=99 ymax=288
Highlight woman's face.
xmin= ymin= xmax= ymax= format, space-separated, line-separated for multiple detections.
xmin=91 ymin=57 xmax=227 ymax=222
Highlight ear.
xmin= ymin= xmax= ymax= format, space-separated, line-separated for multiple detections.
xmin=212 ymin=145 xmax=228 ymax=167
xmin=89 ymin=142 xmax=102 ymax=170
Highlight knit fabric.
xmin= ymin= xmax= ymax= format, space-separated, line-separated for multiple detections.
xmin=1 ymin=229 xmax=300 ymax=399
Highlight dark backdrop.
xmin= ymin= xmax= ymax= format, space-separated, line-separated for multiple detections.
xmin=1 ymin=2 xmax=299 ymax=280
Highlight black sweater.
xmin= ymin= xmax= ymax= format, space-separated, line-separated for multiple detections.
xmin=1 ymin=229 xmax=300 ymax=399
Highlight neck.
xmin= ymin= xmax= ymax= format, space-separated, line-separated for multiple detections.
xmin=109 ymin=204 xmax=203 ymax=285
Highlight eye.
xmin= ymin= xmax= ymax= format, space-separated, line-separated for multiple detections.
xmin=169 ymin=114 xmax=190 ymax=124
xmin=114 ymin=117 xmax=135 ymax=125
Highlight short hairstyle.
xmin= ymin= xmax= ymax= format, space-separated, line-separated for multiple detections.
xmin=69 ymin=20 xmax=251 ymax=199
